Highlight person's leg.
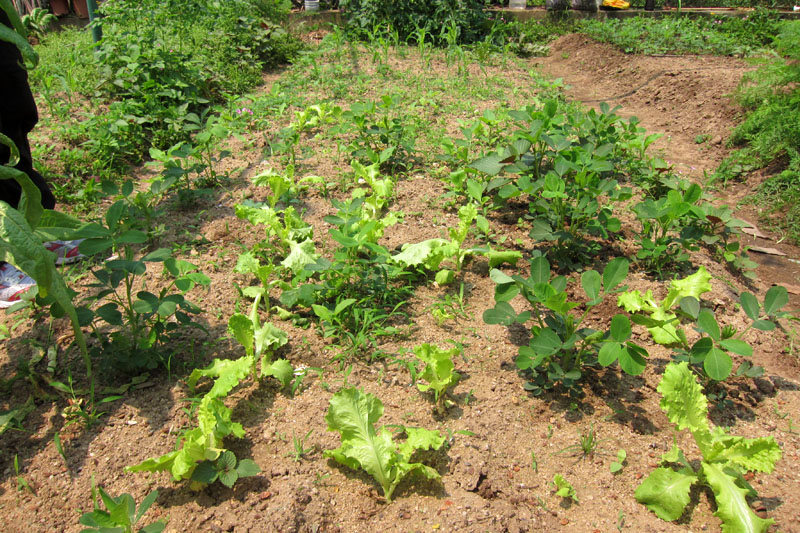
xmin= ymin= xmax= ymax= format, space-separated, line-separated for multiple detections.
xmin=0 ymin=65 xmax=56 ymax=210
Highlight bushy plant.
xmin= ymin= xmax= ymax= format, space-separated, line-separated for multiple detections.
xmin=339 ymin=0 xmax=489 ymax=45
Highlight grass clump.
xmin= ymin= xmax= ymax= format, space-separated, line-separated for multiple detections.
xmin=719 ymin=21 xmax=800 ymax=242
xmin=579 ymin=10 xmax=781 ymax=56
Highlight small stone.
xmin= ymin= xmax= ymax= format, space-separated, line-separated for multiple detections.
xmin=560 ymin=518 xmax=569 ymax=526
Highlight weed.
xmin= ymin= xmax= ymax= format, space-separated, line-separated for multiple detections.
xmin=287 ymin=430 xmax=315 ymax=462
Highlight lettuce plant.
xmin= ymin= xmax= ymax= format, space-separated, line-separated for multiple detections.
xmin=618 ymin=266 xmax=712 ymax=346
xmin=412 ymin=343 xmax=460 ymax=413
xmin=636 ymin=362 xmax=781 ymax=532
xmin=392 ymin=203 xmax=520 ymax=283
xmin=324 ymin=388 xmax=445 ymax=502
xmin=126 ymin=356 xmax=262 ymax=488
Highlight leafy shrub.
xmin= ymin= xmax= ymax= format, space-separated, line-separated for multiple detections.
xmin=339 ymin=0 xmax=489 ymax=45
xmin=68 ymin=0 xmax=301 ymax=171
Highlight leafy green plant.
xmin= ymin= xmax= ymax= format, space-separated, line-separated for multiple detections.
xmin=78 ymin=240 xmax=210 ymax=374
xmin=412 ymin=343 xmax=461 ymax=414
xmin=333 ymin=95 xmax=418 ymax=170
xmin=553 ymin=474 xmax=578 ymax=503
xmin=620 ymin=270 xmax=790 ymax=382
xmin=21 ymin=7 xmax=56 ymax=40
xmin=126 ymin=356 xmax=262 ymax=488
xmin=635 ymin=362 xmax=781 ymax=531
xmin=484 ymin=256 xmax=646 ymax=395
xmin=324 ymin=387 xmax=446 ymax=502
xmin=610 ymin=449 xmax=626 ymax=474
xmin=631 ymin=182 xmax=705 ymax=278
xmin=468 ymin=100 xmax=633 ymax=264
xmin=191 ymin=450 xmax=261 ymax=488
xmin=228 ymin=293 xmax=293 ymax=387
xmin=79 ymin=487 xmax=165 ymax=533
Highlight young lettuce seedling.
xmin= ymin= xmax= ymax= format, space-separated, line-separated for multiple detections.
xmin=324 ymin=388 xmax=445 ymax=502
xmin=412 ymin=343 xmax=461 ymax=414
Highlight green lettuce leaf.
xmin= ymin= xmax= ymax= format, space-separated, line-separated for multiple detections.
xmin=703 ymin=462 xmax=774 ymax=533
xmin=635 ymin=467 xmax=697 ymax=521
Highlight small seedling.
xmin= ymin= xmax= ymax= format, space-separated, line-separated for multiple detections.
xmin=531 ymin=450 xmax=538 ymax=473
xmin=553 ymin=474 xmax=578 ymax=503
xmin=610 ymin=449 xmax=627 ymax=474
xmin=555 ymin=425 xmax=601 ymax=460
xmin=14 ymin=455 xmax=34 ymax=495
xmin=287 ymin=430 xmax=315 ymax=462
xmin=54 ymin=432 xmax=68 ymax=467
xmin=79 ymin=487 xmax=165 ymax=533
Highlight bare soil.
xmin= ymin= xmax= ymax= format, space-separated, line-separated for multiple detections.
xmin=1 ymin=35 xmax=799 ymax=533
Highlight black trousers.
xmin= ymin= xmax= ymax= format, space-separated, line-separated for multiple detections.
xmin=0 ymin=10 xmax=56 ymax=211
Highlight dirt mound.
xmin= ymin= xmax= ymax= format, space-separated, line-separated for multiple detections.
xmin=536 ymin=33 xmax=753 ymax=174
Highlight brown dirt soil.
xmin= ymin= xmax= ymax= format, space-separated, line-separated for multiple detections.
xmin=2 ymin=36 xmax=800 ymax=533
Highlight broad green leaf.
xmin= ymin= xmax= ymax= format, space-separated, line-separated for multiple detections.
xmin=483 ymin=301 xmax=520 ymax=326
xmin=619 ymin=343 xmax=647 ymax=376
xmin=486 ymin=250 xmax=522 ymax=268
xmin=718 ymin=436 xmax=781 ymax=474
xmin=702 ymin=462 xmax=774 ymax=533
xmin=187 ymin=356 xmax=253 ymax=399
xmin=262 ymin=359 xmax=293 ymax=387
xmin=763 ymin=286 xmax=788 ymax=316
xmin=617 ymin=290 xmax=658 ymax=314
xmin=598 ymin=341 xmax=622 ymax=367
xmin=396 ymin=427 xmax=446 ymax=462
xmin=581 ymin=269 xmax=601 ymax=302
xmin=609 ymin=314 xmax=631 ymax=342
xmin=739 ymin=292 xmax=760 ymax=321
xmin=392 ymin=238 xmax=449 ymax=269
xmin=529 ymin=256 xmax=551 ymax=285
xmin=236 ymin=458 xmax=261 ymax=478
xmin=434 ymin=269 xmax=454 ymax=285
xmin=704 ymin=347 xmax=733 ymax=382
xmin=719 ymin=339 xmax=753 ymax=357
xmin=679 ymin=296 xmax=700 ymax=320
xmin=602 ymin=257 xmax=629 ymax=291
xmin=696 ymin=310 xmax=720 ymax=341
xmin=281 ymin=238 xmax=318 ymax=274
xmin=751 ymin=319 xmax=775 ymax=331
xmin=664 ymin=266 xmax=712 ymax=309
xmin=528 ymin=329 xmax=562 ymax=355
xmin=635 ymin=467 xmax=697 ymax=521
xmin=228 ymin=314 xmax=254 ymax=356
